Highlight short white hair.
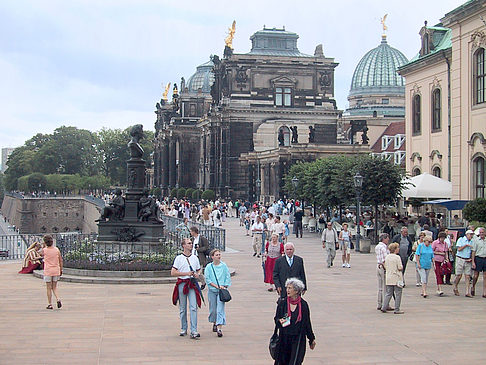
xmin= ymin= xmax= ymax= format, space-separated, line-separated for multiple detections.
xmin=284 ymin=242 xmax=295 ymax=249
xmin=285 ymin=278 xmax=305 ymax=294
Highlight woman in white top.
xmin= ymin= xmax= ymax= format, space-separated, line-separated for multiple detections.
xmin=339 ymin=223 xmax=352 ymax=268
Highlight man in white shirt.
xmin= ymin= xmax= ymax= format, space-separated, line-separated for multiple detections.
xmin=251 ymin=215 xmax=264 ymax=257
xmin=375 ymin=233 xmax=391 ymax=310
xmin=321 ymin=222 xmax=338 ymax=268
xmin=171 ymin=238 xmax=201 ymax=339
xmin=272 ymin=216 xmax=286 ymax=242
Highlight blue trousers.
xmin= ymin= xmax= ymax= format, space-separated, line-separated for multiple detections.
xmin=208 ymin=290 xmax=226 ymax=326
xmin=178 ymin=282 xmax=198 ymax=334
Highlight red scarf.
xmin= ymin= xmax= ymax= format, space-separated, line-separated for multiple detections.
xmin=172 ymin=278 xmax=202 ymax=308
xmin=287 ymin=295 xmax=302 ymax=323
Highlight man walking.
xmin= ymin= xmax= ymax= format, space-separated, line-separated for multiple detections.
xmin=375 ymin=233 xmax=390 ymax=310
xmin=171 ymin=238 xmax=202 ymax=339
xmin=294 ymin=208 xmax=304 ymax=238
xmin=472 ymin=227 xmax=486 ymax=297
xmin=273 ymin=242 xmax=307 ymax=298
xmin=454 ymin=230 xmax=474 ymax=297
xmin=321 ymin=222 xmax=338 ymax=268
xmin=392 ymin=227 xmax=412 ymax=279
xmin=251 ymin=215 xmax=264 ymax=257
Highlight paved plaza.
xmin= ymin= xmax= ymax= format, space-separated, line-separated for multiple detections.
xmin=1 ymin=218 xmax=485 ymax=364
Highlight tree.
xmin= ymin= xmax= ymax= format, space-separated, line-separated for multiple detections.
xmin=177 ymin=187 xmax=187 ymax=199
xmin=202 ymin=189 xmax=215 ymax=201
xmin=463 ymin=198 xmax=486 ymax=223
xmin=3 ymin=146 xmax=36 ymax=190
xmin=0 ymin=173 xmax=4 ymax=204
xmin=27 ymin=173 xmax=47 ymax=192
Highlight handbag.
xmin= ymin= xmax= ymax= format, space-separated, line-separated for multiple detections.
xmin=440 ymin=261 xmax=452 ymax=276
xmin=210 ymin=264 xmax=232 ymax=302
xmin=269 ymin=323 xmax=280 ymax=360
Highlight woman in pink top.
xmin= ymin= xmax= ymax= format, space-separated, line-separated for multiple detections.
xmin=432 ymin=232 xmax=449 ymax=296
xmin=42 ymin=235 xmax=63 ymax=309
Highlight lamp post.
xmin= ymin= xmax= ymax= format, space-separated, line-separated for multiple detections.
xmin=353 ymin=172 xmax=363 ymax=252
xmin=255 ymin=178 xmax=261 ymax=205
xmin=291 ymin=176 xmax=299 ymax=212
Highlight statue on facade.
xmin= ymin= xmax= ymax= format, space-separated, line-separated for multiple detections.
xmin=278 ymin=128 xmax=285 ymax=146
xmin=138 ymin=189 xmax=156 ymax=222
xmin=96 ymin=188 xmax=125 ymax=222
xmin=225 ymin=21 xmax=236 ymax=49
xmin=128 ymin=124 xmax=144 ymax=159
xmin=291 ymin=126 xmax=298 ymax=143
xmin=308 ymin=126 xmax=315 ymax=143
xmin=162 ymin=82 xmax=171 ymax=102
xmin=361 ymin=126 xmax=369 ymax=144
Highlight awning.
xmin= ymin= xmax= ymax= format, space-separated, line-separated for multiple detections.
xmin=422 ymin=199 xmax=470 ymax=210
xmin=402 ymin=173 xmax=452 ymax=199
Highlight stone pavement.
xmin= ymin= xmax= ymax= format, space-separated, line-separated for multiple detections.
xmin=1 ymin=218 xmax=485 ymax=364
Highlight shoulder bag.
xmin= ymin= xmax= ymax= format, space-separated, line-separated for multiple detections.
xmin=269 ymin=322 xmax=280 ymax=360
xmin=210 ymin=264 xmax=232 ymax=302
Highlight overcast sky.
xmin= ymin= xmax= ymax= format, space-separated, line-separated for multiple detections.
xmin=0 ymin=0 xmax=465 ymax=151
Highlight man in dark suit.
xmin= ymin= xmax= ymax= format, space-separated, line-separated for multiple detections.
xmin=273 ymin=242 xmax=307 ymax=298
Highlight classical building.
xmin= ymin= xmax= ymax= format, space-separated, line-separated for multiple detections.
xmin=153 ymin=27 xmax=368 ymax=202
xmin=398 ymin=0 xmax=486 ymax=199
xmin=370 ymin=121 xmax=406 ymax=167
xmin=342 ymin=31 xmax=408 ymax=148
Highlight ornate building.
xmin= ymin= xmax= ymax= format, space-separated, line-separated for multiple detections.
xmin=342 ymin=26 xmax=408 ymax=148
xmin=398 ymin=0 xmax=486 ymax=200
xmin=153 ymin=26 xmax=368 ymax=201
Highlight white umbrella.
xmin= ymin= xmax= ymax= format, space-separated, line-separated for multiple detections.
xmin=402 ymin=173 xmax=452 ymax=199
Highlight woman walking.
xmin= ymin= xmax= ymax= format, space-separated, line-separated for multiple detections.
xmin=412 ymin=232 xmax=426 ymax=286
xmin=415 ymin=236 xmax=434 ymax=297
xmin=205 ymin=249 xmax=231 ymax=337
xmin=42 ymin=235 xmax=63 ymax=310
xmin=339 ymin=223 xmax=352 ymax=268
xmin=381 ymin=243 xmax=404 ymax=314
xmin=432 ymin=232 xmax=449 ymax=296
xmin=273 ymin=277 xmax=315 ymax=364
xmin=264 ymin=233 xmax=284 ymax=291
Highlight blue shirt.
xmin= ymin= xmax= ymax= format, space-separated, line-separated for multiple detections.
xmin=456 ymin=236 xmax=473 ymax=259
xmin=416 ymin=243 xmax=434 ymax=269
xmin=205 ymin=262 xmax=231 ymax=293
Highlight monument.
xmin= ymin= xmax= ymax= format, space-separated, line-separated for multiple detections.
xmin=97 ymin=125 xmax=164 ymax=246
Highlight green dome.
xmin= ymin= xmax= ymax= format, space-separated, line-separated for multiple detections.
xmin=186 ymin=58 xmax=215 ymax=93
xmin=350 ymin=37 xmax=408 ymax=97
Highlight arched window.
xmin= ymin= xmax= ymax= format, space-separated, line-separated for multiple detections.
xmin=432 ymin=166 xmax=441 ymax=178
xmin=432 ymin=89 xmax=441 ymax=131
xmin=412 ymin=94 xmax=421 ymax=134
xmin=278 ymin=126 xmax=291 ymax=147
xmin=474 ymin=48 xmax=486 ymax=104
xmin=474 ymin=157 xmax=485 ymax=198
xmin=412 ymin=167 xmax=421 ymax=176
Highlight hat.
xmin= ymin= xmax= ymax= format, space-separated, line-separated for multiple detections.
xmin=466 ymin=230 xmax=474 ymax=235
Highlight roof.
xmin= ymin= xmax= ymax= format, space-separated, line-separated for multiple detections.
xmin=349 ymin=36 xmax=408 ymax=97
xmin=247 ymin=27 xmax=312 ymax=57
xmin=402 ymin=26 xmax=451 ymax=67
xmin=186 ymin=58 xmax=215 ymax=94
xmin=371 ymin=121 xmax=405 ymax=153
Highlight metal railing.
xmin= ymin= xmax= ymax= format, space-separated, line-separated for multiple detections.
xmin=160 ymin=215 xmax=226 ymax=251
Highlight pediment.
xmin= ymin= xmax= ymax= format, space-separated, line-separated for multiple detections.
xmin=270 ymin=75 xmax=297 ymax=86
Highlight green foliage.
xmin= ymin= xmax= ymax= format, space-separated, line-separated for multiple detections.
xmin=0 ymin=173 xmax=4 ymax=204
xmin=202 ymin=189 xmax=215 ymax=201
xmin=170 ymin=188 xmax=178 ymax=198
xmin=150 ymin=187 xmax=161 ymax=198
xmin=463 ymin=198 xmax=486 ymax=223
xmin=185 ymin=188 xmax=194 ymax=200
xmin=27 ymin=172 xmax=47 ymax=191
xmin=177 ymin=187 xmax=186 ymax=199
xmin=192 ymin=189 xmax=201 ymax=201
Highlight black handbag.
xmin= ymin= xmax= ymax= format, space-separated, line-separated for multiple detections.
xmin=269 ymin=324 xmax=280 ymax=360
xmin=211 ymin=264 xmax=232 ymax=302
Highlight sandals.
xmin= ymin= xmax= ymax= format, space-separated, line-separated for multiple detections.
xmin=57 ymin=300 xmax=62 ymax=308
xmin=217 ymin=329 xmax=223 ymax=337
xmin=46 ymin=304 xmax=53 ymax=310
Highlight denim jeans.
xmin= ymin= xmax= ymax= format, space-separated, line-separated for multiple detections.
xmin=208 ymin=289 xmax=226 ymax=326
xmin=178 ymin=282 xmax=198 ymax=334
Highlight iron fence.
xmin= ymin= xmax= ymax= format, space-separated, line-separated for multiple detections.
xmin=160 ymin=215 xmax=226 ymax=251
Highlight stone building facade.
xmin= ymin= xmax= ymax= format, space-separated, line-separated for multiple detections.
xmin=153 ymin=27 xmax=368 ymax=202
xmin=398 ymin=0 xmax=486 ymax=199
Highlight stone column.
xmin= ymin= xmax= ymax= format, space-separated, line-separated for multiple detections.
xmin=161 ymin=139 xmax=169 ymax=194
xmin=168 ymin=138 xmax=176 ymax=188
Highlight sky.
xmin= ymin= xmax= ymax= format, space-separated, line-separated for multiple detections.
xmin=0 ymin=0 xmax=466 ymax=152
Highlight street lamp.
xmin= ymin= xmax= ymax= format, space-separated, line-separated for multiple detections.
xmin=255 ymin=178 xmax=261 ymax=204
xmin=353 ymin=172 xmax=363 ymax=252
xmin=291 ymin=176 xmax=299 ymax=189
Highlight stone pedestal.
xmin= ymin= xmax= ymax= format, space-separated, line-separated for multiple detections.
xmin=97 ymin=221 xmax=164 ymax=243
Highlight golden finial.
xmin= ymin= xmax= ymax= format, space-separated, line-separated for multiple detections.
xmin=225 ymin=20 xmax=236 ymax=49
xmin=380 ymin=14 xmax=388 ymax=38
xmin=162 ymin=82 xmax=171 ymax=101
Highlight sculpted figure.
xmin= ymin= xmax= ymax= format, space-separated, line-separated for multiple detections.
xmin=138 ymin=190 xmax=155 ymax=222
xmin=97 ymin=188 xmax=125 ymax=222
xmin=128 ymin=124 xmax=144 ymax=159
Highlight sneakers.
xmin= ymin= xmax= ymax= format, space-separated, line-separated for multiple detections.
xmin=342 ymin=263 xmax=346 ymax=268
xmin=217 ymin=329 xmax=223 ymax=337
xmin=212 ymin=324 xmax=218 ymax=332
xmin=394 ymin=310 xmax=404 ymax=314
xmin=190 ymin=332 xmax=200 ymax=339
xmin=179 ymin=331 xmax=187 ymax=337
xmin=416 ymin=283 xmax=421 ymax=287
xmin=253 ymin=253 xmax=257 ymax=257
xmin=346 ymin=263 xmax=351 ymax=268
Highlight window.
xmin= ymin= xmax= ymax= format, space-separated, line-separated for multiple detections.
xmin=275 ymin=87 xmax=292 ymax=106
xmin=394 ymin=151 xmax=406 ymax=165
xmin=382 ymin=136 xmax=392 ymax=150
xmin=432 ymin=89 xmax=441 ymax=130
xmin=394 ymin=134 xmax=405 ymax=149
xmin=412 ymin=167 xmax=421 ymax=176
xmin=474 ymin=157 xmax=485 ymax=198
xmin=382 ymin=98 xmax=389 ymax=104
xmin=475 ymin=48 xmax=486 ymax=104
xmin=382 ymin=152 xmax=394 ymax=161
xmin=432 ymin=166 xmax=441 ymax=178
xmin=412 ymin=94 xmax=421 ymax=134
xmin=278 ymin=126 xmax=291 ymax=147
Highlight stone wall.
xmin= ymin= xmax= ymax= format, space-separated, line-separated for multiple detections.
xmin=1 ymin=195 xmax=101 ymax=234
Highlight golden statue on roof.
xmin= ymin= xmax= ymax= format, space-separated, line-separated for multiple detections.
xmin=162 ymin=82 xmax=171 ymax=101
xmin=381 ymin=14 xmax=388 ymax=36
xmin=225 ymin=20 xmax=236 ymax=49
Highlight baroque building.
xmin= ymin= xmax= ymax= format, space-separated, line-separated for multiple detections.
xmin=153 ymin=27 xmax=368 ymax=201
xmin=398 ymin=0 xmax=486 ymax=200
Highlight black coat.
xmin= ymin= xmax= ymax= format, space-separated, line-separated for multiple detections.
xmin=195 ymin=235 xmax=209 ymax=267
xmin=273 ymin=255 xmax=307 ymax=294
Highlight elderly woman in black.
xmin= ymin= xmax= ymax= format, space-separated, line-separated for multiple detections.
xmin=274 ymin=277 xmax=316 ymax=365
